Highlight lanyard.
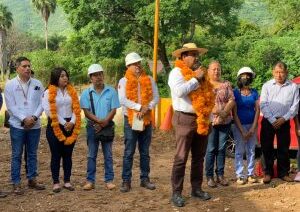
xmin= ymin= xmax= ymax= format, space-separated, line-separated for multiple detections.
xmin=18 ymin=79 xmax=31 ymax=105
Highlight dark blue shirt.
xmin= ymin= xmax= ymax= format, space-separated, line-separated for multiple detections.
xmin=234 ymin=88 xmax=259 ymax=125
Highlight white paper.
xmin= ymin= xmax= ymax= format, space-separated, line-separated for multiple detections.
xmin=132 ymin=113 xmax=144 ymax=131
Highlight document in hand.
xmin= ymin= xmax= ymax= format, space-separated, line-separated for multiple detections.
xmin=132 ymin=113 xmax=144 ymax=131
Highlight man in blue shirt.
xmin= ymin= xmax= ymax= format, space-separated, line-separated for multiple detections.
xmin=80 ymin=64 xmax=120 ymax=190
xmin=260 ymin=61 xmax=299 ymax=183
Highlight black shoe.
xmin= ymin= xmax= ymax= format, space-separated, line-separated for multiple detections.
xmin=140 ymin=179 xmax=156 ymax=190
xmin=191 ymin=189 xmax=211 ymax=201
xmin=0 ymin=191 xmax=7 ymax=198
xmin=120 ymin=181 xmax=131 ymax=193
xmin=171 ymin=193 xmax=185 ymax=207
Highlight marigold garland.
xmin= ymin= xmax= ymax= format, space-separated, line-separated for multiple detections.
xmin=125 ymin=69 xmax=153 ymax=127
xmin=48 ymin=84 xmax=81 ymax=145
xmin=175 ymin=60 xmax=215 ymax=135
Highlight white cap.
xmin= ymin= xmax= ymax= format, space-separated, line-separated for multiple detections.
xmin=125 ymin=52 xmax=143 ymax=66
xmin=237 ymin=67 xmax=255 ymax=77
xmin=88 ymin=64 xmax=103 ymax=76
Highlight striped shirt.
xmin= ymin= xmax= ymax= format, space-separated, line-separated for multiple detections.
xmin=260 ymin=79 xmax=299 ymax=124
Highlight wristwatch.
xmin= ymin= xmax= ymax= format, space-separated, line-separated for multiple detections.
xmin=32 ymin=116 xmax=38 ymax=121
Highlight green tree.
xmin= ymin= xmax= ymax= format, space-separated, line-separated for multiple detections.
xmin=264 ymin=0 xmax=300 ymax=32
xmin=0 ymin=4 xmax=13 ymax=80
xmin=58 ymin=0 xmax=242 ymax=72
xmin=31 ymin=0 xmax=56 ymax=50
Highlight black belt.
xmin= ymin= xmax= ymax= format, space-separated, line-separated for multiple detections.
xmin=175 ymin=111 xmax=197 ymax=117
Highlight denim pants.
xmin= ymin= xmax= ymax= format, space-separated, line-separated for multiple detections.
xmin=122 ymin=116 xmax=152 ymax=182
xmin=205 ymin=123 xmax=231 ymax=177
xmin=232 ymin=124 xmax=256 ymax=178
xmin=46 ymin=124 xmax=75 ymax=184
xmin=86 ymin=125 xmax=114 ymax=183
xmin=10 ymin=126 xmax=41 ymax=184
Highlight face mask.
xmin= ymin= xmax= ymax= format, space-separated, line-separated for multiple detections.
xmin=240 ymin=78 xmax=251 ymax=86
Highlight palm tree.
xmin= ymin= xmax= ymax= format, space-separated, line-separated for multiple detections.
xmin=32 ymin=0 xmax=56 ymax=50
xmin=0 ymin=4 xmax=13 ymax=80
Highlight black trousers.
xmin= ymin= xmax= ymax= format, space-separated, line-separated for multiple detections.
xmin=260 ymin=117 xmax=290 ymax=178
xmin=46 ymin=122 xmax=75 ymax=184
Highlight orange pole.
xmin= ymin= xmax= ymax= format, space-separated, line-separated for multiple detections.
xmin=152 ymin=0 xmax=160 ymax=128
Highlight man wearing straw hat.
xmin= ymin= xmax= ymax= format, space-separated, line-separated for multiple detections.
xmin=168 ymin=43 xmax=215 ymax=207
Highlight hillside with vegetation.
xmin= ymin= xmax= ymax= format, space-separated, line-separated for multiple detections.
xmin=1 ymin=0 xmax=71 ymax=36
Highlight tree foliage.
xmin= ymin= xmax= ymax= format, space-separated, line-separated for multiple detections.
xmin=32 ymin=0 xmax=57 ymax=49
xmin=58 ymin=0 xmax=242 ymax=72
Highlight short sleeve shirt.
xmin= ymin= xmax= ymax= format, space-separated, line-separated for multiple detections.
xmin=234 ymin=88 xmax=259 ymax=125
xmin=80 ymin=85 xmax=120 ymax=120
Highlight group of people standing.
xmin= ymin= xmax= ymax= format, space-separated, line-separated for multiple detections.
xmin=168 ymin=43 xmax=299 ymax=207
xmin=0 ymin=42 xmax=299 ymax=210
xmin=0 ymin=53 xmax=159 ymax=198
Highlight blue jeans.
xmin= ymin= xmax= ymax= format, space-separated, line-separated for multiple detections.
xmin=10 ymin=127 xmax=41 ymax=184
xmin=232 ymin=124 xmax=256 ymax=178
xmin=122 ymin=117 xmax=152 ymax=182
xmin=205 ymin=124 xmax=230 ymax=177
xmin=86 ymin=126 xmax=114 ymax=183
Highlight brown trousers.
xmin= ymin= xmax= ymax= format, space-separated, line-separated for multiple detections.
xmin=171 ymin=111 xmax=208 ymax=193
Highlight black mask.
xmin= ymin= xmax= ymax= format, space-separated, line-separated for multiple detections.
xmin=240 ymin=78 xmax=252 ymax=86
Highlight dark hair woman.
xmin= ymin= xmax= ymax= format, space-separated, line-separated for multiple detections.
xmin=42 ymin=67 xmax=81 ymax=192
xmin=232 ymin=67 xmax=260 ymax=185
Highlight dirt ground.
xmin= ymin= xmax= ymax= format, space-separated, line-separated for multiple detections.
xmin=0 ymin=127 xmax=300 ymax=212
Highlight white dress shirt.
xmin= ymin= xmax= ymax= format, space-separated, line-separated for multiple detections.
xmin=260 ymin=79 xmax=299 ymax=123
xmin=4 ymin=76 xmax=44 ymax=129
xmin=168 ymin=67 xmax=200 ymax=113
xmin=42 ymin=88 xmax=76 ymax=125
xmin=118 ymin=75 xmax=159 ymax=116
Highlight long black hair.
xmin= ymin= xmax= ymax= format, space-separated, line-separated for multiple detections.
xmin=50 ymin=67 xmax=69 ymax=86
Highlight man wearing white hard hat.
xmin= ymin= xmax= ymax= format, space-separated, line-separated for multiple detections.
xmin=168 ymin=43 xmax=214 ymax=207
xmin=80 ymin=64 xmax=120 ymax=190
xmin=232 ymin=67 xmax=259 ymax=185
xmin=118 ymin=52 xmax=159 ymax=192
xmin=260 ymin=61 xmax=299 ymax=184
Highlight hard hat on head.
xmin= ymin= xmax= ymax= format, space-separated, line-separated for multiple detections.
xmin=87 ymin=64 xmax=103 ymax=76
xmin=237 ymin=67 xmax=255 ymax=77
xmin=125 ymin=52 xmax=143 ymax=66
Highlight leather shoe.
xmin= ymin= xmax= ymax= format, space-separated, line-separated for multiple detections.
xmin=13 ymin=184 xmax=24 ymax=195
xmin=216 ymin=175 xmax=229 ymax=186
xmin=171 ymin=193 xmax=185 ymax=207
xmin=281 ymin=175 xmax=293 ymax=182
xmin=28 ymin=179 xmax=45 ymax=190
xmin=140 ymin=179 xmax=156 ymax=190
xmin=191 ymin=189 xmax=211 ymax=201
xmin=0 ymin=191 xmax=7 ymax=198
xmin=263 ymin=175 xmax=271 ymax=184
xmin=207 ymin=177 xmax=217 ymax=188
xmin=120 ymin=181 xmax=131 ymax=193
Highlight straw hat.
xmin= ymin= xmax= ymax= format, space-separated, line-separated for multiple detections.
xmin=172 ymin=43 xmax=208 ymax=58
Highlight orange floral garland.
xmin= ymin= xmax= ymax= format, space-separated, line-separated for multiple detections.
xmin=125 ymin=69 xmax=153 ymax=127
xmin=175 ymin=60 xmax=215 ymax=135
xmin=48 ymin=84 xmax=81 ymax=145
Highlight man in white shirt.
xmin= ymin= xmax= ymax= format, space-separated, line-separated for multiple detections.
xmin=4 ymin=57 xmax=45 ymax=195
xmin=168 ymin=43 xmax=213 ymax=207
xmin=118 ymin=52 xmax=159 ymax=192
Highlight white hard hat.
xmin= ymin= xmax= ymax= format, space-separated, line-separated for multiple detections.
xmin=87 ymin=64 xmax=103 ymax=76
xmin=125 ymin=52 xmax=143 ymax=66
xmin=237 ymin=67 xmax=255 ymax=77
